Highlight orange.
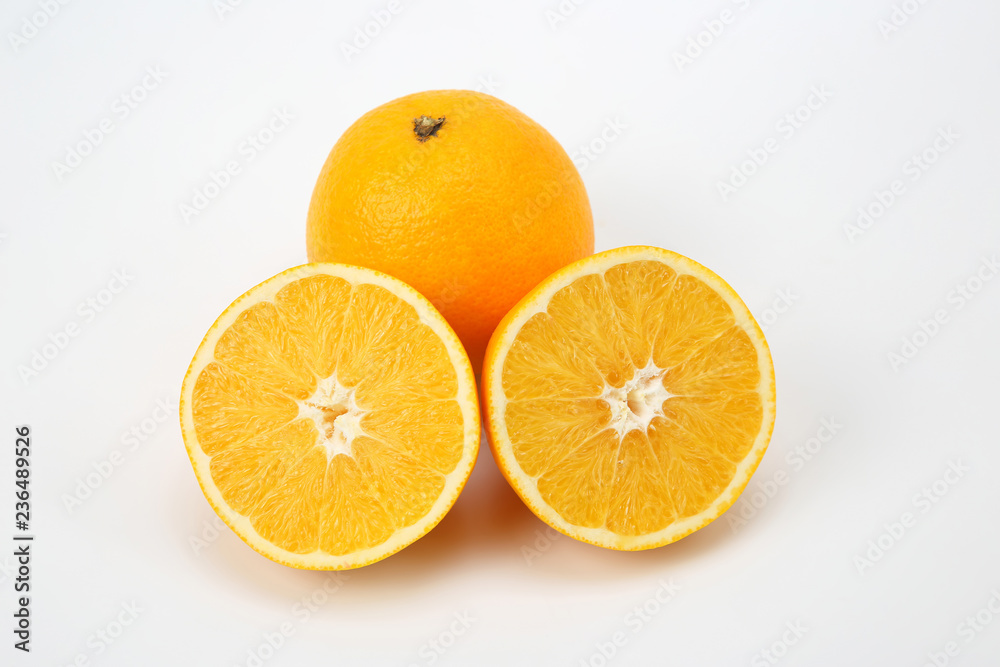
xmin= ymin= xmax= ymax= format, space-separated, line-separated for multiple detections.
xmin=179 ymin=264 xmax=480 ymax=569
xmin=483 ymin=246 xmax=776 ymax=550
xmin=306 ymin=89 xmax=594 ymax=369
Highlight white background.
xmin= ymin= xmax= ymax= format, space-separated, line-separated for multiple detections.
xmin=2 ymin=0 xmax=1000 ymax=665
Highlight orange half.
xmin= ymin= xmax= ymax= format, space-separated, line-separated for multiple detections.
xmin=180 ymin=264 xmax=480 ymax=569
xmin=483 ymin=246 xmax=775 ymax=550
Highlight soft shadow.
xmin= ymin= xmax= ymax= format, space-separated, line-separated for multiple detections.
xmin=173 ymin=445 xmax=543 ymax=603
xmin=176 ymin=442 xmax=749 ymax=601
xmin=173 ymin=483 xmax=321 ymax=603
xmin=333 ymin=446 xmax=541 ymax=595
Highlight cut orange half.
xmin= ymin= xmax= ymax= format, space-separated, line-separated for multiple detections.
xmin=180 ymin=264 xmax=480 ymax=569
xmin=483 ymin=246 xmax=775 ymax=550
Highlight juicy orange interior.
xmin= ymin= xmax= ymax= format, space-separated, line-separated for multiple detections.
xmin=191 ymin=275 xmax=466 ymax=556
xmin=501 ymin=260 xmax=764 ymax=536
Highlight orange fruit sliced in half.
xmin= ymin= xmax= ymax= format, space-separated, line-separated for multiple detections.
xmin=483 ymin=246 xmax=775 ymax=550
xmin=180 ymin=264 xmax=479 ymax=569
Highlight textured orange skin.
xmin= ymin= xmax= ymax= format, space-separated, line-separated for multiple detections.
xmin=306 ymin=90 xmax=594 ymax=369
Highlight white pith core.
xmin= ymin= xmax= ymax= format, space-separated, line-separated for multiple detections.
xmin=600 ymin=359 xmax=674 ymax=440
xmin=297 ymin=375 xmax=365 ymax=461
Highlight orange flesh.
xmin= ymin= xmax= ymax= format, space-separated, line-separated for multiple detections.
xmin=500 ymin=260 xmax=764 ymax=537
xmin=190 ymin=275 xmax=467 ymax=556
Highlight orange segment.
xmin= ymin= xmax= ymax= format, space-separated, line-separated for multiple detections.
xmin=353 ymin=437 xmax=446 ymax=527
xmin=208 ymin=419 xmax=318 ymax=518
xmin=648 ymin=415 xmax=735 ymax=520
xmin=501 ymin=313 xmax=605 ymax=401
xmin=536 ymin=429 xmax=619 ymax=528
xmin=319 ymin=455 xmax=396 ymax=556
xmin=484 ymin=246 xmax=775 ymax=550
xmin=504 ymin=398 xmax=611 ymax=478
xmin=665 ymin=326 xmax=761 ymax=395
xmin=544 ymin=273 xmax=634 ymax=386
xmin=244 ymin=446 xmax=327 ymax=554
xmin=273 ymin=274 xmax=352 ymax=379
xmin=213 ymin=302 xmax=315 ymax=400
xmin=605 ymin=430 xmax=676 ymax=536
xmin=359 ymin=400 xmax=466 ymax=475
xmin=652 ymin=275 xmax=736 ymax=369
xmin=191 ymin=362 xmax=298 ymax=456
xmin=180 ymin=264 xmax=479 ymax=570
xmin=602 ymin=260 xmax=678 ymax=366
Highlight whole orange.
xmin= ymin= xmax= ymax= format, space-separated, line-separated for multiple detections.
xmin=306 ymin=90 xmax=594 ymax=369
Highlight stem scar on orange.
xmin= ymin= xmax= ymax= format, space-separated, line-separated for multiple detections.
xmin=306 ymin=90 xmax=594 ymax=369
